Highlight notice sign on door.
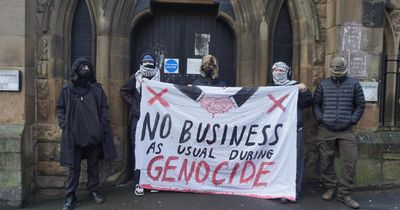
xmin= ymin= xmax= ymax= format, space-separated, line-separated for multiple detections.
xmin=186 ymin=58 xmax=202 ymax=74
xmin=0 ymin=70 xmax=20 ymax=92
xmin=164 ymin=58 xmax=179 ymax=74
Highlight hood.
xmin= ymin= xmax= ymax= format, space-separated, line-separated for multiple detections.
xmin=70 ymin=58 xmax=96 ymax=83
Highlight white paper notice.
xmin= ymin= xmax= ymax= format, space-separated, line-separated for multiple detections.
xmin=186 ymin=58 xmax=202 ymax=74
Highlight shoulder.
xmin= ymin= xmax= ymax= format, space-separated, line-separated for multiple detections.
xmin=192 ymin=78 xmax=205 ymax=85
xmin=317 ymin=78 xmax=330 ymax=87
xmin=62 ymin=82 xmax=73 ymax=90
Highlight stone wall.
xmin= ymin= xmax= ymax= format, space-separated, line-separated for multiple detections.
xmin=0 ymin=124 xmax=24 ymax=207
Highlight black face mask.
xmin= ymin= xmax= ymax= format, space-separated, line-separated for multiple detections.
xmin=78 ymin=68 xmax=90 ymax=79
xmin=203 ymin=67 xmax=213 ymax=78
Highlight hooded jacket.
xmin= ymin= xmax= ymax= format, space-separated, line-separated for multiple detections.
xmin=313 ymin=76 xmax=365 ymax=132
xmin=56 ymin=58 xmax=118 ymax=166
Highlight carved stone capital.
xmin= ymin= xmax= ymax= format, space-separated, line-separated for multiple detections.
xmin=390 ymin=10 xmax=400 ymax=32
xmin=37 ymin=79 xmax=49 ymax=100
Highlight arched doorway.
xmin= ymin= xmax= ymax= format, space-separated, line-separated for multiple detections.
xmin=130 ymin=2 xmax=236 ymax=86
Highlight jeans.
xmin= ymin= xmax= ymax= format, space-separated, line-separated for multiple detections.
xmin=131 ymin=116 xmax=141 ymax=184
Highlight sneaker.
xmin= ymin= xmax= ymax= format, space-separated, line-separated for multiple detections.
xmin=62 ymin=194 xmax=78 ymax=210
xmin=135 ymin=184 xmax=144 ymax=196
xmin=338 ymin=196 xmax=360 ymax=209
xmin=322 ymin=189 xmax=335 ymax=201
xmin=89 ymin=191 xmax=105 ymax=204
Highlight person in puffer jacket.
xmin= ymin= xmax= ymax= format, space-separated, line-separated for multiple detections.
xmin=312 ymin=56 xmax=365 ymax=209
xmin=271 ymin=62 xmax=312 ymax=204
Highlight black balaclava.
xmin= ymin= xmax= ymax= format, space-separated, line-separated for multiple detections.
xmin=71 ymin=58 xmax=95 ymax=88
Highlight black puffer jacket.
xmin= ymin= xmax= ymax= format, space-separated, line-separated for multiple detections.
xmin=313 ymin=76 xmax=365 ymax=132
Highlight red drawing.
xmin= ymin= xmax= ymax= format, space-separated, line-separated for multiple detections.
xmin=147 ymin=86 xmax=169 ymax=108
xmin=266 ymin=93 xmax=289 ymax=113
xmin=199 ymin=96 xmax=235 ymax=118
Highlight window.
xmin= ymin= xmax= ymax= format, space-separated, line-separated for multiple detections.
xmin=270 ymin=1 xmax=293 ymax=83
xmin=71 ymin=0 xmax=93 ymax=63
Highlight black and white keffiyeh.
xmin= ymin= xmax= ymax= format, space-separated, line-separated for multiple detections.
xmin=272 ymin=61 xmax=297 ymax=86
xmin=135 ymin=65 xmax=160 ymax=92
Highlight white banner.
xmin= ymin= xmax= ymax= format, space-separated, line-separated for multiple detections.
xmin=136 ymin=80 xmax=298 ymax=200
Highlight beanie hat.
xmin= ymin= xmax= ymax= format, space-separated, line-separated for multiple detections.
xmin=142 ymin=54 xmax=155 ymax=64
xmin=330 ymin=57 xmax=348 ymax=77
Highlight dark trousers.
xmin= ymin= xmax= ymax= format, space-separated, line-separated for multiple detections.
xmin=296 ymin=128 xmax=304 ymax=195
xmin=317 ymin=126 xmax=357 ymax=197
xmin=131 ymin=116 xmax=141 ymax=184
xmin=65 ymin=145 xmax=101 ymax=195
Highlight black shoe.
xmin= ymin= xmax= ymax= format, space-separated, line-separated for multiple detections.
xmin=279 ymin=198 xmax=296 ymax=204
xmin=62 ymin=194 xmax=78 ymax=210
xmin=89 ymin=191 xmax=105 ymax=204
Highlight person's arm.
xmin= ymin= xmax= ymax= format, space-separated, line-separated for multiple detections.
xmin=99 ymin=86 xmax=111 ymax=133
xmin=351 ymin=82 xmax=366 ymax=124
xmin=120 ymin=76 xmax=138 ymax=106
xmin=312 ymin=84 xmax=323 ymax=123
xmin=298 ymin=89 xmax=313 ymax=109
xmin=56 ymin=88 xmax=67 ymax=129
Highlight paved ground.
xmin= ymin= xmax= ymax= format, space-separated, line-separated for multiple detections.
xmin=3 ymin=182 xmax=400 ymax=210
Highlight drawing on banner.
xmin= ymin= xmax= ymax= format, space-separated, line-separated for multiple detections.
xmin=174 ymin=85 xmax=258 ymax=117
xmin=195 ymin=33 xmax=210 ymax=56
xmin=342 ymin=25 xmax=362 ymax=51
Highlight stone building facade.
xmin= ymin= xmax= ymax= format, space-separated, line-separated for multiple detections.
xmin=0 ymin=0 xmax=399 ymax=207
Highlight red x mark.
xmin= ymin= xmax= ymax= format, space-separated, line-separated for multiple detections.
xmin=266 ymin=93 xmax=289 ymax=113
xmin=147 ymin=86 xmax=170 ymax=108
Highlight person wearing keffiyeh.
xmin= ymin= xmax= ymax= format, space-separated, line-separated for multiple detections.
xmin=120 ymin=53 xmax=161 ymax=197
xmin=271 ymin=61 xmax=312 ymax=204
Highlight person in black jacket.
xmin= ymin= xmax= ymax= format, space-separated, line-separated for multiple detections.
xmin=313 ymin=57 xmax=365 ymax=209
xmin=271 ymin=62 xmax=312 ymax=204
xmin=56 ymin=58 xmax=118 ymax=210
xmin=192 ymin=54 xmax=226 ymax=87
xmin=120 ymin=53 xmax=160 ymax=196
